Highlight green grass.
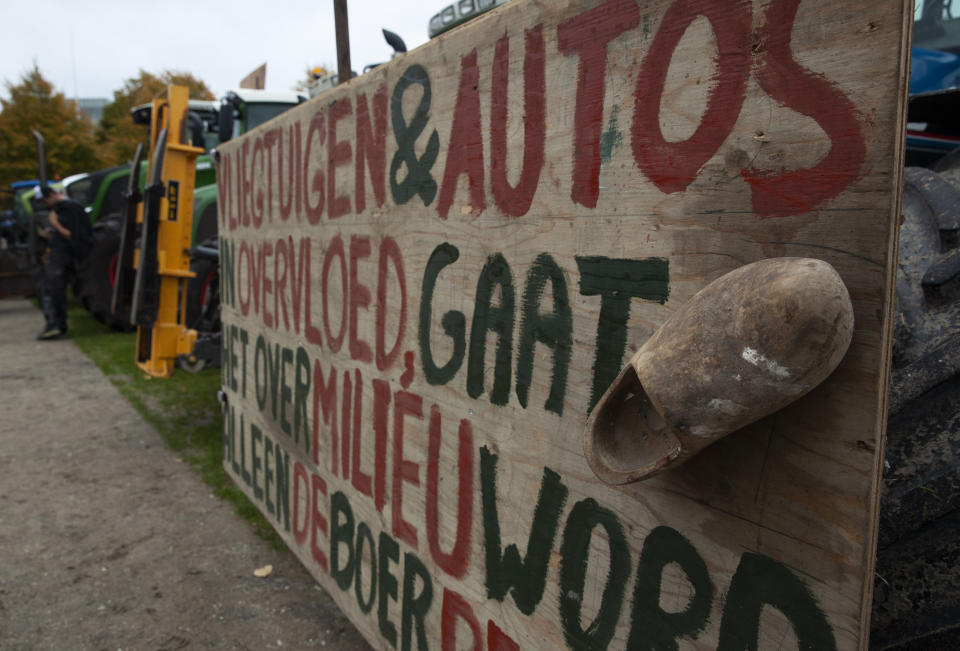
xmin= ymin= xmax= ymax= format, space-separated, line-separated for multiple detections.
xmin=66 ymin=299 xmax=286 ymax=550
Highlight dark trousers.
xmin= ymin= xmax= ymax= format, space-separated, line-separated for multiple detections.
xmin=37 ymin=247 xmax=71 ymax=330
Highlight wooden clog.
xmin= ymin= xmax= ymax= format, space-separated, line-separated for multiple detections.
xmin=584 ymin=257 xmax=854 ymax=484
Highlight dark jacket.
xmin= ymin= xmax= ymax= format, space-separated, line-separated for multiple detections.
xmin=51 ymin=198 xmax=93 ymax=260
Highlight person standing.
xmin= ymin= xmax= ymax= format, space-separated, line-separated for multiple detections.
xmin=34 ymin=185 xmax=92 ymax=340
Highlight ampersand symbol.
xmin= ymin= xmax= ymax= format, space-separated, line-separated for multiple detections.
xmin=390 ymin=65 xmax=440 ymax=206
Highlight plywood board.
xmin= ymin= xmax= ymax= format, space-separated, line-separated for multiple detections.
xmin=216 ymin=0 xmax=910 ymax=648
xmin=239 ymin=63 xmax=267 ymax=90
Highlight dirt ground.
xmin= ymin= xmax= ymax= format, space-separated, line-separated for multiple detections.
xmin=0 ymin=297 xmax=372 ymax=650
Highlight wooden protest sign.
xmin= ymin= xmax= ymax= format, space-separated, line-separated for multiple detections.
xmin=217 ymin=0 xmax=910 ymax=647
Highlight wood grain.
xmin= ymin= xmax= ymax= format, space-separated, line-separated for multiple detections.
xmin=217 ymin=0 xmax=910 ymax=648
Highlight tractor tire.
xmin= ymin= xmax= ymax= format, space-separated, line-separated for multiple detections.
xmin=185 ymin=256 xmax=219 ymax=332
xmin=871 ymin=167 xmax=960 ymax=649
xmin=76 ymin=222 xmax=134 ymax=332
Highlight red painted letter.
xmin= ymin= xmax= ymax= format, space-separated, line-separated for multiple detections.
xmin=355 ymin=84 xmax=388 ymax=213
xmin=351 ymin=369 xmax=373 ymax=499
xmin=373 ymin=378 xmax=391 ymax=513
xmin=321 ymin=235 xmax=347 ymax=353
xmin=441 ymin=588 xmax=481 ymax=651
xmin=437 ymin=50 xmax=485 ymax=220
xmin=349 ymin=235 xmax=373 ymax=363
xmin=304 ymin=111 xmax=325 ymax=224
xmin=490 ymin=25 xmax=545 ymax=217
xmin=488 ymin=620 xmax=519 ymax=651
xmin=293 ymin=461 xmax=310 ymax=546
xmin=392 ymin=390 xmax=423 ymax=548
xmin=426 ymin=406 xmax=473 ymax=578
xmin=743 ymin=0 xmax=866 ymax=217
xmin=312 ymin=360 xmax=337 ymax=469
xmin=558 ymin=0 xmax=640 ymax=208
xmin=632 ymin=0 xmax=751 ymax=194
xmin=328 ymin=98 xmax=353 ymax=219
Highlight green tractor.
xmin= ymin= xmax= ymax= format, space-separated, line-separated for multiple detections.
xmin=183 ymin=89 xmax=307 ymax=334
xmin=0 ymin=131 xmax=64 ymax=298
xmin=66 ymin=91 xmax=303 ymax=332
xmin=189 ymin=89 xmax=310 ymax=253
xmin=0 ymin=179 xmax=63 ymax=298
xmin=58 ymin=100 xmax=219 ymax=330
xmin=849 ymin=1 xmax=960 ymax=648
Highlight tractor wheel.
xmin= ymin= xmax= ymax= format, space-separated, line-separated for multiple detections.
xmin=870 ymin=166 xmax=960 ymax=649
xmin=185 ymin=256 xmax=219 ymax=332
xmin=76 ymin=223 xmax=134 ymax=332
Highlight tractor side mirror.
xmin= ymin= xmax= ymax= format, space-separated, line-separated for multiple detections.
xmin=383 ymin=29 xmax=407 ymax=54
xmin=218 ymin=103 xmax=234 ymax=143
xmin=187 ymin=111 xmax=205 ymax=148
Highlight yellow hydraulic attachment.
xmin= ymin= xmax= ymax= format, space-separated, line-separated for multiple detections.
xmin=130 ymin=86 xmax=202 ymax=378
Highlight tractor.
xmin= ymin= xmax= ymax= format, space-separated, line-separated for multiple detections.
xmin=870 ymin=0 xmax=960 ymax=647
xmin=62 ymin=91 xmax=304 ymax=332
xmin=0 ymin=179 xmax=61 ymax=298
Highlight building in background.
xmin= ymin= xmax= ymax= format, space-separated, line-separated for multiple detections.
xmin=76 ymin=98 xmax=108 ymax=124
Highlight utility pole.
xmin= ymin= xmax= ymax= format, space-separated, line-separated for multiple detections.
xmin=334 ymin=0 xmax=352 ymax=84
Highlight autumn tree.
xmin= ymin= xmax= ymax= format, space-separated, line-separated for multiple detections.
xmin=97 ymin=69 xmax=215 ymax=167
xmin=0 ymin=65 xmax=101 ymax=190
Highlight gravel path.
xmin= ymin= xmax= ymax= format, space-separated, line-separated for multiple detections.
xmin=0 ymin=297 xmax=371 ymax=650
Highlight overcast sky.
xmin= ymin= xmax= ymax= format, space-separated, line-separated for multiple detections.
xmin=1 ymin=0 xmax=442 ymax=102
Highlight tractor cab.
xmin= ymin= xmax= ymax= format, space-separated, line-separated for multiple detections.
xmin=0 ymin=179 xmax=63 ymax=298
xmin=1 ymin=181 xmax=41 ymax=253
xmin=131 ymin=99 xmax=220 ymax=152
xmin=8 ymin=179 xmax=63 ymax=232
xmin=908 ymin=0 xmax=960 ymax=165
xmin=62 ymin=165 xmax=134 ymax=222
xmin=428 ymin=0 xmax=510 ymax=38
xmin=216 ymin=89 xmax=306 ymax=143
xmin=914 ymin=0 xmax=960 ymax=54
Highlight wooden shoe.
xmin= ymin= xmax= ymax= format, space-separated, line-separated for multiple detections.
xmin=584 ymin=258 xmax=854 ymax=484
